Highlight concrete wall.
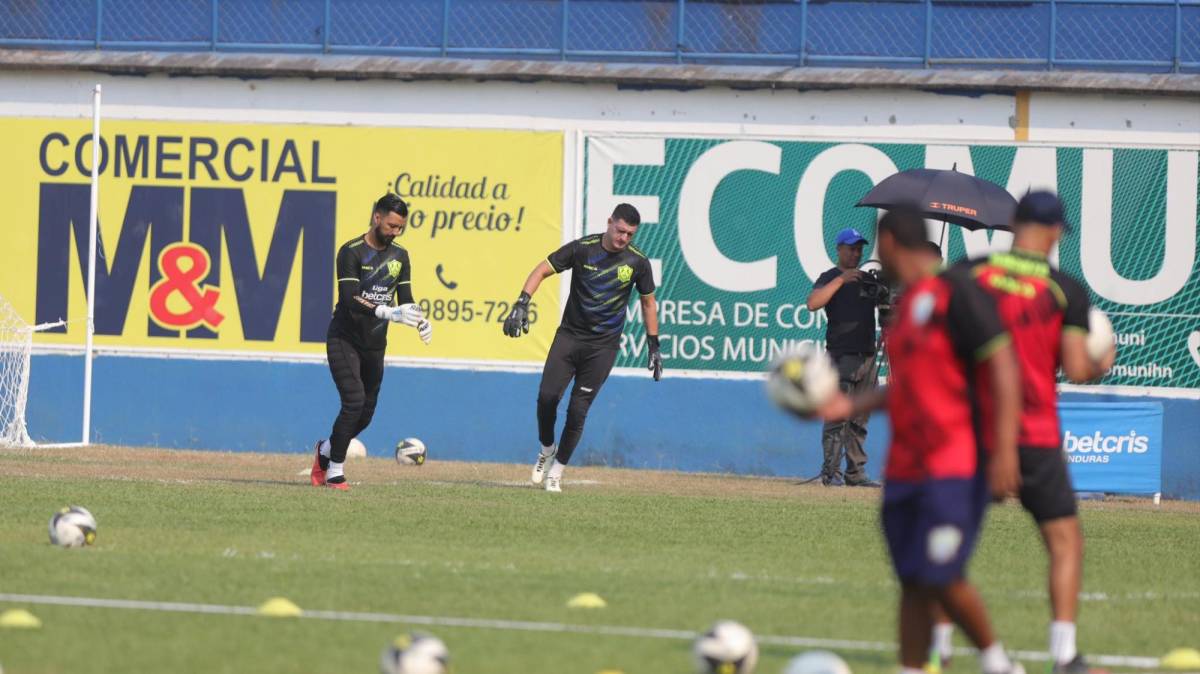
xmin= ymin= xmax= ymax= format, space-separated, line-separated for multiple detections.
xmin=5 ymin=69 xmax=1198 ymax=497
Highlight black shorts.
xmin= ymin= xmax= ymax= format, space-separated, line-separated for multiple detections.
xmin=1018 ymin=446 xmax=1078 ymax=523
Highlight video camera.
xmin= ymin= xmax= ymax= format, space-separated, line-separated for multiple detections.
xmin=857 ymin=261 xmax=898 ymax=324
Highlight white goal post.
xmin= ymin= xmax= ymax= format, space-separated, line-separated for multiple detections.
xmin=0 ymin=84 xmax=100 ymax=448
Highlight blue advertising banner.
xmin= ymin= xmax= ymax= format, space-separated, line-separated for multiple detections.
xmin=1060 ymin=402 xmax=1163 ymax=495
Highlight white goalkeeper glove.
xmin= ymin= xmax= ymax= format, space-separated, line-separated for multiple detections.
xmin=417 ymin=318 xmax=432 ymax=345
xmin=374 ymin=303 xmax=424 ymax=327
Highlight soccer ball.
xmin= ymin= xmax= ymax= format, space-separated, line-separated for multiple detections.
xmin=765 ymin=344 xmax=839 ymax=415
xmin=783 ymin=651 xmax=852 ymax=674
xmin=347 ymin=438 xmax=367 ymax=459
xmin=48 ymin=506 xmax=97 ymax=548
xmin=693 ymin=620 xmax=759 ymax=674
xmin=395 ymin=438 xmax=427 ymax=466
xmin=1086 ymin=307 xmax=1115 ymax=362
xmin=379 ymin=632 xmax=449 ymax=674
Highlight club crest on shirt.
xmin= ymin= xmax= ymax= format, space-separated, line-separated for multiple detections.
xmin=911 ymin=291 xmax=936 ymax=326
xmin=616 ymin=264 xmax=634 ymax=284
xmin=386 ymin=259 xmax=403 ymax=280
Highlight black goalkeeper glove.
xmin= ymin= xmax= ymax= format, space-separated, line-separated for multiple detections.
xmin=647 ymin=334 xmax=663 ymax=381
xmin=503 ymin=292 xmax=531 ymax=338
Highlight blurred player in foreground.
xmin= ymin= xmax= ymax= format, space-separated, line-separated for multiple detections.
xmin=503 ymin=203 xmax=660 ymax=493
xmin=817 ymin=209 xmax=1026 ymax=674
xmin=929 ymin=191 xmax=1116 ymax=674
xmin=311 ymin=194 xmax=432 ymax=490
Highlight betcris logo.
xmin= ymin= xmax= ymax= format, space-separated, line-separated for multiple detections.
xmin=1058 ymin=402 xmax=1162 ymax=495
xmin=1063 ymin=429 xmax=1150 ymax=464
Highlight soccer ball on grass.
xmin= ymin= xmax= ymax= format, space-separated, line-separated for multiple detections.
xmin=694 ymin=620 xmax=759 ymax=674
xmin=48 ymin=506 xmax=97 ymax=548
xmin=395 ymin=438 xmax=427 ymax=466
xmin=379 ymin=632 xmax=449 ymax=674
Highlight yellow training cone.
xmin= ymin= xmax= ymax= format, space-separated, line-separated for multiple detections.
xmin=1163 ymin=648 xmax=1200 ymax=670
xmin=257 ymin=597 xmax=302 ymax=618
xmin=566 ymin=593 xmax=607 ymax=609
xmin=0 ymin=609 xmax=42 ymax=629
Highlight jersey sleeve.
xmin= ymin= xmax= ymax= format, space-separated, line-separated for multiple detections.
xmin=945 ymin=267 xmax=1009 ymax=363
xmin=1057 ymin=272 xmax=1091 ymax=333
xmin=813 ymin=268 xmax=839 ymax=288
xmin=394 ymin=249 xmax=414 ymax=306
xmin=335 ymin=245 xmax=373 ymax=315
xmin=635 ymin=256 xmax=656 ymax=295
xmin=546 ymin=240 xmax=578 ymax=274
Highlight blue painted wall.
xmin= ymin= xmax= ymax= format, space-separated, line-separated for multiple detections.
xmin=25 ymin=353 xmax=1200 ymax=499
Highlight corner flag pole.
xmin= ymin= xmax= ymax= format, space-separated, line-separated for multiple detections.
xmin=82 ymin=83 xmax=101 ymax=445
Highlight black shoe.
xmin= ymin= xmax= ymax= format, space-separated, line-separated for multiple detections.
xmin=845 ymin=478 xmax=881 ymax=488
xmin=1052 ymin=655 xmax=1103 ymax=674
xmin=820 ymin=473 xmax=845 ymax=487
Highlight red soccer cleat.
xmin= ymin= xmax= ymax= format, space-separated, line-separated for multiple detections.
xmin=310 ymin=441 xmax=326 ymax=486
xmin=326 ymin=479 xmax=349 ymax=491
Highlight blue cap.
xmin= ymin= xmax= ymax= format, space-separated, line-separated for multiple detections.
xmin=836 ymin=228 xmax=868 ymax=246
xmin=1015 ymin=190 xmax=1070 ymax=229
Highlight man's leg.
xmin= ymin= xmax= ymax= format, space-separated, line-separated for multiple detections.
xmin=1017 ymin=446 xmax=1085 ymax=670
xmin=842 ymin=353 xmax=875 ymax=484
xmin=325 ymin=336 xmax=366 ymax=489
xmin=547 ymin=344 xmax=618 ymax=491
xmin=533 ymin=333 xmax=577 ymax=484
xmin=820 ymin=352 xmax=853 ymax=485
xmin=352 ymin=349 xmax=386 ymax=437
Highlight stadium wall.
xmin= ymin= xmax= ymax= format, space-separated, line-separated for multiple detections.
xmin=3 ymin=70 xmax=1198 ymax=498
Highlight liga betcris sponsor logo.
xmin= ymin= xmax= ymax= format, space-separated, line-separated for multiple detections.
xmin=1063 ymin=429 xmax=1151 ymax=464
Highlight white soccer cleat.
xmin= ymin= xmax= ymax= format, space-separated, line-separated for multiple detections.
xmin=544 ymin=476 xmax=562 ymax=493
xmin=531 ymin=448 xmax=555 ymax=485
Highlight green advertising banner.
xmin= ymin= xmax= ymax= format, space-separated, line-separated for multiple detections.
xmin=585 ymin=136 xmax=1200 ymax=390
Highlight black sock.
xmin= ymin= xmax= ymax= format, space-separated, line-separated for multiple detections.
xmin=318 ymin=455 xmax=330 ymax=471
xmin=327 ymin=475 xmax=345 ymax=484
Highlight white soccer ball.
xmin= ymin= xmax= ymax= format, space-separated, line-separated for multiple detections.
xmin=766 ymin=344 xmax=839 ymax=415
xmin=1086 ymin=307 xmax=1115 ymax=362
xmin=48 ymin=506 xmax=97 ymax=548
xmin=379 ymin=632 xmax=449 ymax=674
xmin=783 ymin=651 xmax=852 ymax=674
xmin=347 ymin=438 xmax=367 ymax=459
xmin=694 ymin=620 xmax=759 ymax=674
xmin=395 ymin=438 xmax=427 ymax=466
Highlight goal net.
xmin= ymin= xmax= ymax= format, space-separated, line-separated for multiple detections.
xmin=0 ymin=293 xmax=66 ymax=447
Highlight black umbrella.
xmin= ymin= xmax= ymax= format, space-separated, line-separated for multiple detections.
xmin=856 ymin=167 xmax=1016 ymax=232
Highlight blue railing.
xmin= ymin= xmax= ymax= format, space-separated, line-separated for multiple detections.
xmin=0 ymin=0 xmax=1196 ymax=73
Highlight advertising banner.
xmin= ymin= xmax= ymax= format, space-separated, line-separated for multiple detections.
xmin=1060 ymin=402 xmax=1163 ymax=495
xmin=586 ymin=136 xmax=1200 ymax=389
xmin=0 ymin=119 xmax=563 ymax=363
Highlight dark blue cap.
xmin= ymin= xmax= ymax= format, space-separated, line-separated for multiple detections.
xmin=836 ymin=228 xmax=868 ymax=246
xmin=1015 ymin=190 xmax=1070 ymax=229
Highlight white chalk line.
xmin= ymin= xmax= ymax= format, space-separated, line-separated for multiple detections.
xmin=0 ymin=593 xmax=1163 ymax=668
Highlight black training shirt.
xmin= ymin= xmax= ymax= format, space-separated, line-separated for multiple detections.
xmin=547 ymin=234 xmax=655 ymax=348
xmin=813 ymin=267 xmax=877 ymax=355
xmin=327 ymin=236 xmax=414 ymax=350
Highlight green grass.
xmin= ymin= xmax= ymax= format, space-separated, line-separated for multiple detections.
xmin=0 ymin=470 xmax=1197 ymax=674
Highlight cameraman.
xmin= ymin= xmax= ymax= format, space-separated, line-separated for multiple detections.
xmin=806 ymin=228 xmax=881 ymax=487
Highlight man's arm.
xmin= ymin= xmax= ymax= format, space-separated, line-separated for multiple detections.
xmin=984 ymin=342 xmax=1022 ymax=498
xmin=1058 ymin=276 xmax=1113 ymax=381
xmin=520 ymin=260 xmax=557 ymax=298
xmin=334 ymin=245 xmax=376 ymax=316
xmin=817 ymin=386 xmax=887 ymax=422
xmin=807 ymin=269 xmax=860 ymax=311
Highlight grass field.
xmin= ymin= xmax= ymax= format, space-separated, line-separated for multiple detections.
xmin=1 ymin=446 xmax=1197 ymax=674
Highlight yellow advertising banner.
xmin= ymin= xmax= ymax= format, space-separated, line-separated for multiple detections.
xmin=0 ymin=118 xmax=564 ymax=362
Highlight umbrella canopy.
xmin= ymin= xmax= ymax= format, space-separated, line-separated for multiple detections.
xmin=856 ymin=168 xmax=1017 ymax=231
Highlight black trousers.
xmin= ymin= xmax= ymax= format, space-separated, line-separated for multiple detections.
xmin=326 ymin=335 xmax=385 ymax=463
xmin=820 ymin=351 xmax=876 ymax=481
xmin=537 ymin=331 xmax=619 ymax=465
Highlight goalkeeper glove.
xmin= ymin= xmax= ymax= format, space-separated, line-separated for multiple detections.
xmin=503 ymin=292 xmax=531 ymax=338
xmin=375 ymin=303 xmax=424 ymax=327
xmin=417 ymin=318 xmax=432 ymax=345
xmin=647 ymin=335 xmax=663 ymax=381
